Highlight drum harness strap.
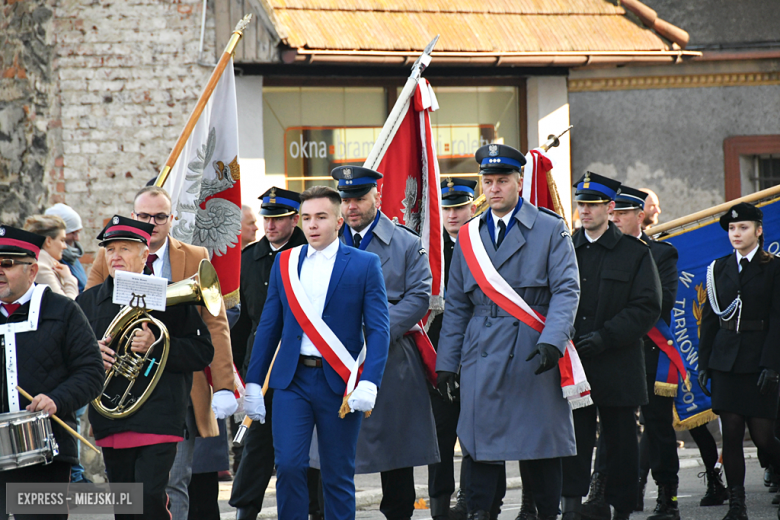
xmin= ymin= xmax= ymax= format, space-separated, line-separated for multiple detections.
xmin=0 ymin=285 xmax=47 ymax=413
xmin=706 ymin=260 xmax=743 ymax=332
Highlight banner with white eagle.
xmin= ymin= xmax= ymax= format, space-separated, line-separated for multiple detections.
xmin=164 ymin=59 xmax=242 ymax=308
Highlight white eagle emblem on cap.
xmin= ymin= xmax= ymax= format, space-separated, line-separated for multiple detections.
xmin=343 ymin=168 xmax=353 ymax=180
xmin=488 ymin=144 xmax=499 ymax=157
xmin=0 ymin=228 xmax=5 ymax=237
xmin=113 ymin=216 xmax=119 ymax=225
xmin=732 ymin=210 xmax=738 ymax=218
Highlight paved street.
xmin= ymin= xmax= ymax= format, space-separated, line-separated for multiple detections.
xmin=60 ymin=446 xmax=777 ymax=519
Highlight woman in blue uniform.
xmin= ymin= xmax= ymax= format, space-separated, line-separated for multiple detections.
xmin=699 ymin=202 xmax=780 ymax=520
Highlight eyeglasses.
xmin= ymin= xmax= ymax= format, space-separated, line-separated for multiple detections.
xmin=0 ymin=259 xmax=33 ymax=269
xmin=134 ymin=213 xmax=171 ymax=225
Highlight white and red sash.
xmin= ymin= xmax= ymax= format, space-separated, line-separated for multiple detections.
xmin=278 ymin=246 xmax=367 ymax=414
xmin=460 ymin=218 xmax=592 ymax=409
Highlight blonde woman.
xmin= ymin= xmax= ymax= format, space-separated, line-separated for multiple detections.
xmin=23 ymin=214 xmax=79 ymax=299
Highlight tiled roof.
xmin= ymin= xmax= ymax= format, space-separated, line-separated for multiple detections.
xmin=261 ymin=0 xmax=686 ymax=53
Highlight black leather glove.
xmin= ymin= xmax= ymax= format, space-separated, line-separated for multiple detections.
xmin=758 ymin=368 xmax=780 ymax=396
xmin=698 ymin=369 xmax=711 ymax=397
xmin=436 ymin=371 xmax=459 ymax=403
xmin=526 ymin=343 xmax=563 ymax=375
xmin=575 ymin=332 xmax=605 ymax=358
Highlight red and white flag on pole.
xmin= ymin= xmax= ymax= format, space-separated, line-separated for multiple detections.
xmin=165 ymin=59 xmax=242 ymax=309
xmin=364 ymin=79 xmax=444 ymax=315
xmin=522 ymin=148 xmax=555 ymax=211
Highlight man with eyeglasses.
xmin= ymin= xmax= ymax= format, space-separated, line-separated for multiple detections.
xmin=0 ymin=225 xmax=104 ymax=518
xmin=86 ymin=186 xmax=236 ymax=519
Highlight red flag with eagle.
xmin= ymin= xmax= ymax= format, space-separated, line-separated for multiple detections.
xmin=522 ymin=148 xmax=555 ymax=211
xmin=165 ymin=58 xmax=242 ymax=310
xmin=372 ymin=79 xmax=444 ymax=316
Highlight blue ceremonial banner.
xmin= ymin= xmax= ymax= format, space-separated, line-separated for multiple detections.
xmin=662 ymin=196 xmax=780 ymax=429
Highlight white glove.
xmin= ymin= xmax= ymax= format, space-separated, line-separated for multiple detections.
xmin=244 ymin=383 xmax=266 ymax=423
xmin=211 ymin=389 xmax=238 ymax=419
xmin=348 ymin=381 xmax=377 ymax=413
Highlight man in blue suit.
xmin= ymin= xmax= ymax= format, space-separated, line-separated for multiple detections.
xmin=244 ymin=185 xmax=391 ymax=520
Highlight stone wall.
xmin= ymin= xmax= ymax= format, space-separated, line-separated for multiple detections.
xmin=1 ymin=0 xmax=217 ymax=266
xmin=0 ymin=0 xmax=59 ymax=226
xmin=55 ymin=0 xmax=216 ymax=264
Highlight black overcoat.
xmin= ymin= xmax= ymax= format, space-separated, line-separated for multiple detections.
xmin=427 ymin=230 xmax=455 ymax=348
xmin=573 ymin=222 xmax=662 ymax=407
xmin=77 ymin=276 xmax=214 ymax=439
xmin=699 ymin=252 xmax=780 ymax=374
xmin=642 ymin=233 xmax=679 ymax=375
xmin=238 ymin=227 xmax=307 ymax=376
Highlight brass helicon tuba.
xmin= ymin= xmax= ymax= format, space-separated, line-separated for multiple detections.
xmin=92 ymin=259 xmax=222 ymax=420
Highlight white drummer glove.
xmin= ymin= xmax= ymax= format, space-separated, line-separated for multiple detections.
xmin=348 ymin=381 xmax=377 ymax=413
xmin=244 ymin=383 xmax=266 ymax=423
xmin=211 ymin=389 xmax=238 ymax=419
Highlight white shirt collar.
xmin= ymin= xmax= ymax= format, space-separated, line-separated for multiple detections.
xmin=13 ymin=282 xmax=36 ymax=306
xmin=491 ymin=211 xmax=513 ymax=232
xmin=584 ymin=231 xmax=600 ymax=243
xmin=737 ymin=244 xmax=760 ymax=264
xmin=307 ymin=238 xmax=339 ymax=259
xmin=152 ymin=238 xmax=168 ymax=261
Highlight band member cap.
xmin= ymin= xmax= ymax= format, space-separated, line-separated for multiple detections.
xmin=613 ymin=185 xmax=648 ymax=211
xmin=259 ymin=187 xmax=301 ymax=218
xmin=331 ymin=166 xmax=383 ymax=198
xmin=475 ymin=144 xmax=527 ymax=174
xmin=441 ymin=178 xmax=477 ymax=208
xmin=0 ymin=226 xmax=46 ymax=259
xmin=97 ymin=216 xmax=154 ymax=246
xmin=719 ymin=202 xmax=763 ymax=230
xmin=573 ymin=172 xmax=621 ymax=203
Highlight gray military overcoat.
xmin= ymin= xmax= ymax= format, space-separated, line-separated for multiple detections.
xmin=437 ymin=203 xmax=581 ymax=462
xmin=351 ymin=211 xmax=440 ymax=473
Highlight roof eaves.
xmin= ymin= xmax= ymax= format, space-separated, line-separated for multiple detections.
xmin=618 ymin=0 xmax=689 ymax=49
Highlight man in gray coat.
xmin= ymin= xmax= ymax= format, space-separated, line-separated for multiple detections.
xmin=332 ymin=165 xmax=440 ymax=520
xmin=437 ymin=144 xmax=581 ymax=520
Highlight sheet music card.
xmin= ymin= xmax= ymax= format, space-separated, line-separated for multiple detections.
xmin=112 ymin=271 xmax=168 ymax=311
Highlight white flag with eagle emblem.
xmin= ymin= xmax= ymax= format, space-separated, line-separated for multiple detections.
xmin=165 ymin=58 xmax=242 ymax=308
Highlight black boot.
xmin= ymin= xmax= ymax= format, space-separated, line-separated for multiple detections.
xmin=468 ymin=511 xmax=491 ymax=520
xmin=611 ymin=510 xmax=631 ymax=520
xmin=700 ymin=468 xmax=728 ymax=507
xmin=235 ymin=506 xmax=259 ymax=520
xmin=580 ymin=473 xmax=611 ymax=520
xmin=515 ymin=489 xmax=539 ymax=520
xmin=647 ymin=482 xmax=680 ymax=520
xmin=635 ymin=477 xmax=646 ymax=512
xmin=430 ymin=496 xmax=450 ymax=520
xmin=561 ymin=496 xmax=582 ymax=520
xmin=722 ymin=486 xmax=748 ymax=520
xmin=451 ymin=489 xmax=468 ymax=520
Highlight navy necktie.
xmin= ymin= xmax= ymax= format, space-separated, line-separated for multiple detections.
xmin=496 ymin=220 xmax=506 ymax=248
xmin=353 ymin=233 xmax=362 ymax=249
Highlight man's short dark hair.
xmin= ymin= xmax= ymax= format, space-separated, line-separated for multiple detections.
xmin=299 ymin=186 xmax=342 ymax=214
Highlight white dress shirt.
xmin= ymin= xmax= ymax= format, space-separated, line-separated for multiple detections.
xmin=737 ymin=244 xmax=759 ymax=272
xmin=299 ymin=238 xmax=340 ymax=357
xmin=150 ymin=238 xmax=168 ymax=278
xmin=0 ymin=282 xmax=37 ymax=317
xmin=491 ymin=211 xmax=513 ymax=245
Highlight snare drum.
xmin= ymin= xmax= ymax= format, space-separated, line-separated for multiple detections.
xmin=0 ymin=411 xmax=59 ymax=471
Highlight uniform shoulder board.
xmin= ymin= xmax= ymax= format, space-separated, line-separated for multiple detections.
xmin=623 ymin=234 xmax=649 ymax=247
xmin=396 ymin=223 xmax=420 ymax=237
xmin=653 ymin=240 xmax=675 ymax=248
xmin=242 ymin=240 xmax=259 ymax=253
xmin=538 ymin=207 xmax=563 ymax=219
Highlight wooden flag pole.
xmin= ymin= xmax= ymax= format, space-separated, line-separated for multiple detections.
xmin=155 ymin=14 xmax=252 ymax=188
xmin=647 ymin=182 xmax=780 ymax=237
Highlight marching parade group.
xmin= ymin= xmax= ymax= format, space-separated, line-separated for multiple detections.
xmin=1 ymin=142 xmax=779 ymax=520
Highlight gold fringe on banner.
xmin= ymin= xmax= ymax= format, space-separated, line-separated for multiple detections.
xmin=223 ymin=287 xmax=240 ymax=310
xmin=654 ymin=382 xmax=679 ymax=397
xmin=673 ymin=407 xmax=719 ymax=432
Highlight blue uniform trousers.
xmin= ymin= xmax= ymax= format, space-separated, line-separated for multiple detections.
xmin=273 ymin=363 xmax=362 ymax=520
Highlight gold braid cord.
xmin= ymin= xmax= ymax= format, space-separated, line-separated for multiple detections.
xmin=338 ymin=391 xmax=372 ymax=419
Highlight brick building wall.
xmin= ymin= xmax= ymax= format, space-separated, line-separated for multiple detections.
xmin=1 ymin=0 xmax=217 ymax=267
